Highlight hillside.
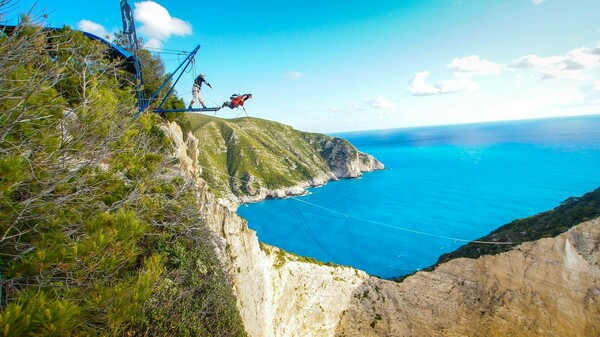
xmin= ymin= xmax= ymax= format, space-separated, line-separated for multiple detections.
xmin=334 ymin=219 xmax=600 ymax=336
xmin=186 ymin=114 xmax=383 ymax=203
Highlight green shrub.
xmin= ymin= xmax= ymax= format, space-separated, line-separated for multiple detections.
xmin=1 ymin=13 xmax=246 ymax=336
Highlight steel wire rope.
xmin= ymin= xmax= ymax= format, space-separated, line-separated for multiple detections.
xmin=203 ymin=163 xmax=522 ymax=246
xmin=282 ymin=200 xmax=595 ymax=278
xmin=291 ymin=198 xmax=523 ymax=246
xmin=194 ymin=132 xmax=533 ymax=247
xmin=288 ymin=199 xmax=338 ymax=263
xmin=345 ymin=216 xmax=356 ymax=266
xmin=202 ymin=163 xmax=516 ymax=245
xmin=145 ymin=46 xmax=191 ymax=54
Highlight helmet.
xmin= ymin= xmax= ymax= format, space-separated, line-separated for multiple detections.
xmin=200 ymin=73 xmax=205 ymax=77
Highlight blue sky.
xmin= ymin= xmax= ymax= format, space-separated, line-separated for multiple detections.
xmin=5 ymin=0 xmax=600 ymax=133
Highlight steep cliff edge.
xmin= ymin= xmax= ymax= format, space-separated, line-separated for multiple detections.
xmin=166 ymin=121 xmax=369 ymax=336
xmin=185 ymin=114 xmax=384 ymax=204
xmin=166 ymin=121 xmax=599 ymax=337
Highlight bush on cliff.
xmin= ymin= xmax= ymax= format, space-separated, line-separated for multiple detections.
xmin=0 ymin=8 xmax=245 ymax=336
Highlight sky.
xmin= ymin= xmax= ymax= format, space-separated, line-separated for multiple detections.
xmin=4 ymin=0 xmax=600 ymax=133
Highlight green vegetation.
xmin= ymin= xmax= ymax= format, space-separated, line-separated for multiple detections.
xmin=394 ymin=187 xmax=600 ymax=281
xmin=259 ymin=243 xmax=338 ymax=269
xmin=274 ymin=249 xmax=287 ymax=269
xmin=1 ymin=11 xmax=245 ymax=337
xmin=186 ymin=114 xmax=356 ymax=198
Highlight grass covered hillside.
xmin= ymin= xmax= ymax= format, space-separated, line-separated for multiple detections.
xmin=0 ymin=16 xmax=245 ymax=336
xmin=187 ymin=114 xmax=374 ymax=200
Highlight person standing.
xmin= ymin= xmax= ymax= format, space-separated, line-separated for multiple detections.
xmin=189 ymin=73 xmax=212 ymax=109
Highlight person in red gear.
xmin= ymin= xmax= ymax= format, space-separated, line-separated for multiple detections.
xmin=222 ymin=93 xmax=252 ymax=109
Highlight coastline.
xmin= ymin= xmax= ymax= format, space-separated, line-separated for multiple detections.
xmin=231 ymin=152 xmax=384 ymax=206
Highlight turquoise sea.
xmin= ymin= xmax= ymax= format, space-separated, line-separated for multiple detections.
xmin=237 ymin=115 xmax=600 ymax=278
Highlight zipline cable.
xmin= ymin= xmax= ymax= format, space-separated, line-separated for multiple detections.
xmin=345 ymin=216 xmax=356 ymax=266
xmin=202 ymin=164 xmax=519 ymax=245
xmin=288 ymin=199 xmax=338 ymax=263
xmin=290 ymin=198 xmax=522 ymax=246
xmin=198 ymin=160 xmax=597 ymax=278
xmin=145 ymin=46 xmax=191 ymax=54
xmin=193 ymin=126 xmax=520 ymax=247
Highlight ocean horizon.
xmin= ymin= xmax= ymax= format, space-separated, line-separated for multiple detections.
xmin=238 ymin=115 xmax=600 ymax=278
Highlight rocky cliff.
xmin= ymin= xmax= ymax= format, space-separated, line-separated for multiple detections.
xmin=335 ymin=219 xmax=599 ymax=336
xmin=165 ymin=121 xmax=599 ymax=337
xmin=185 ymin=114 xmax=384 ymax=205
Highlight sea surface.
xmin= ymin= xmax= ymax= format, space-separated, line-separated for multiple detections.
xmin=237 ymin=115 xmax=600 ymax=278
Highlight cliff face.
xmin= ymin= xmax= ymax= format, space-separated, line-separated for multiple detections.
xmin=336 ymin=219 xmax=600 ymax=336
xmin=165 ymin=122 xmax=599 ymax=337
xmin=165 ymin=121 xmax=369 ymax=336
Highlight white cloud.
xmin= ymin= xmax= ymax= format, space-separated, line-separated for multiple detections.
xmin=508 ymin=43 xmax=600 ymax=81
xmin=563 ymin=46 xmax=600 ymax=69
xmin=348 ymin=103 xmax=365 ymax=112
xmin=447 ymin=55 xmax=502 ymax=77
xmin=284 ymin=71 xmax=304 ymax=80
xmin=134 ymin=1 xmax=192 ymax=43
xmin=408 ymin=71 xmax=439 ymax=96
xmin=532 ymin=0 xmax=545 ymax=5
xmin=591 ymin=42 xmax=600 ymax=56
xmin=409 ymin=71 xmax=479 ymax=96
xmin=368 ymin=95 xmax=394 ymax=109
xmin=144 ymin=38 xmax=162 ymax=49
xmin=77 ymin=20 xmax=110 ymax=39
xmin=508 ymin=54 xmax=563 ymax=69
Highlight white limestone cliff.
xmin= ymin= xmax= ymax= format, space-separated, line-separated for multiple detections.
xmin=165 ymin=121 xmax=599 ymax=337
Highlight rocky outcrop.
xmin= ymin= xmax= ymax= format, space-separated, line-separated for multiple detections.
xmin=165 ymin=121 xmax=599 ymax=337
xmin=166 ymin=121 xmax=367 ymax=336
xmin=316 ymin=137 xmax=383 ymax=178
xmin=336 ymin=219 xmax=600 ymax=336
xmin=358 ymin=152 xmax=385 ymax=172
xmin=160 ymin=122 xmax=200 ymax=177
